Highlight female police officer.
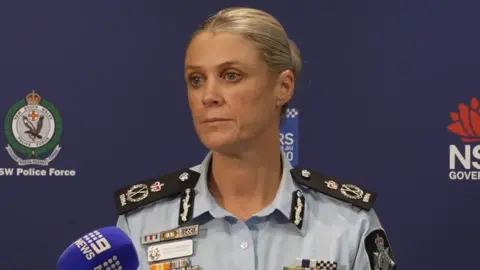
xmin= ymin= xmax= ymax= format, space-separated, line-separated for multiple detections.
xmin=115 ymin=7 xmax=396 ymax=270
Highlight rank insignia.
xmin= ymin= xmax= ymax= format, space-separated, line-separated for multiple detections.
xmin=142 ymin=224 xmax=199 ymax=245
xmin=291 ymin=168 xmax=377 ymax=211
xmin=325 ymin=180 xmax=338 ymax=190
xmin=114 ymin=169 xmax=200 ymax=215
xmin=150 ymin=181 xmax=164 ymax=192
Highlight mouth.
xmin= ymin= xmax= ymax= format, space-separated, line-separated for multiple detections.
xmin=201 ymin=118 xmax=231 ymax=124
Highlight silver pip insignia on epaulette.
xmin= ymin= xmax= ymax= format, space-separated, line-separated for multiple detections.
xmin=289 ymin=190 xmax=305 ymax=229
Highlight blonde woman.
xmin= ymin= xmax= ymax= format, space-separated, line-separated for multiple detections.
xmin=115 ymin=7 xmax=396 ymax=270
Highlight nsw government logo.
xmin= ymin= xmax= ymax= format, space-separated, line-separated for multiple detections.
xmin=447 ymin=97 xmax=480 ymax=180
xmin=280 ymin=108 xmax=299 ymax=166
xmin=2 ymin=90 xmax=75 ymax=177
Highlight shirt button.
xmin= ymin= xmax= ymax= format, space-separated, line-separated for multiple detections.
xmin=240 ymin=241 xmax=249 ymax=249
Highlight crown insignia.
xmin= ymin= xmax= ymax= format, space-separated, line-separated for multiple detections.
xmin=26 ymin=90 xmax=41 ymax=105
xmin=448 ymin=97 xmax=480 ymax=142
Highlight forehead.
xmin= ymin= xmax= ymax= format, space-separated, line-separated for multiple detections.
xmin=185 ymin=31 xmax=263 ymax=69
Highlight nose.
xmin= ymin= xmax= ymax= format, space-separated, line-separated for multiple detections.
xmin=202 ymin=79 xmax=224 ymax=107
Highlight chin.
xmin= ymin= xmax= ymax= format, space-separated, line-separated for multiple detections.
xmin=198 ymin=131 xmax=242 ymax=153
xmin=200 ymin=133 xmax=235 ymax=148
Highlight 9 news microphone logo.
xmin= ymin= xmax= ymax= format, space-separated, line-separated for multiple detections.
xmin=57 ymin=227 xmax=137 ymax=270
xmin=74 ymin=230 xmax=125 ymax=270
xmin=74 ymin=230 xmax=111 ymax=260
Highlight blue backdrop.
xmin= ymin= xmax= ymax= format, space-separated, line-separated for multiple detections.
xmin=1 ymin=1 xmax=479 ymax=269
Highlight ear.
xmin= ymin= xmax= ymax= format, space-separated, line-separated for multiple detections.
xmin=274 ymin=70 xmax=295 ymax=107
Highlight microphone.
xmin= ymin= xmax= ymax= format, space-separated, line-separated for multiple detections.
xmin=57 ymin=226 xmax=139 ymax=270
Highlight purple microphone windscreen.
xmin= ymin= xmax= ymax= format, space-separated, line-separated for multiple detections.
xmin=57 ymin=226 xmax=139 ymax=270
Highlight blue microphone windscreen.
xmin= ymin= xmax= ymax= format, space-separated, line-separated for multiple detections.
xmin=57 ymin=226 xmax=139 ymax=270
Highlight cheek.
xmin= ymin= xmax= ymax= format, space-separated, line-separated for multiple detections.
xmin=229 ymin=86 xmax=272 ymax=124
xmin=187 ymin=92 xmax=201 ymax=115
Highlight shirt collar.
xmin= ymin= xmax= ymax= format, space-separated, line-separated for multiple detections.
xmin=191 ymin=149 xmax=307 ymax=235
xmin=191 ymin=151 xmax=217 ymax=219
xmin=267 ymin=150 xmax=307 ymax=235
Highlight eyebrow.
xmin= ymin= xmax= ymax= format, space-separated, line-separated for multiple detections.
xmin=184 ymin=60 xmax=246 ymax=71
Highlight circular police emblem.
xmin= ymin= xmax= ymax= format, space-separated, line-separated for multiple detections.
xmin=4 ymin=90 xmax=63 ymax=166
xmin=340 ymin=184 xmax=364 ymax=200
xmin=11 ymin=103 xmax=56 ymax=149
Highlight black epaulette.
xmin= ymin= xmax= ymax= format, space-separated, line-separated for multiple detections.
xmin=114 ymin=168 xmax=200 ymax=215
xmin=290 ymin=168 xmax=377 ymax=211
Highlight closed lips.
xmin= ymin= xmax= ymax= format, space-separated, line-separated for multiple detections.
xmin=202 ymin=118 xmax=230 ymax=123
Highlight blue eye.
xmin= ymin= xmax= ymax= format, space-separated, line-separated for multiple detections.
xmin=223 ymin=72 xmax=241 ymax=82
xmin=190 ymin=75 xmax=205 ymax=86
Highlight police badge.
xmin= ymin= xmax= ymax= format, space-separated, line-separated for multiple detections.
xmin=4 ymin=90 xmax=62 ymax=166
xmin=365 ymin=229 xmax=396 ymax=270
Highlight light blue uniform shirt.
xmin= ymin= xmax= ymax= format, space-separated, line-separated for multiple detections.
xmin=116 ymin=151 xmax=396 ymax=270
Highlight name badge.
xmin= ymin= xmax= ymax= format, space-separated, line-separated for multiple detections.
xmin=147 ymin=239 xmax=194 ymax=263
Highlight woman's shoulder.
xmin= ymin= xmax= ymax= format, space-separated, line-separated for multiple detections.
xmin=113 ymin=166 xmax=202 ymax=217
xmin=290 ymin=167 xmax=380 ymax=222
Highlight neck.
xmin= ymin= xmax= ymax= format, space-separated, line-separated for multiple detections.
xmin=208 ymin=128 xmax=283 ymax=221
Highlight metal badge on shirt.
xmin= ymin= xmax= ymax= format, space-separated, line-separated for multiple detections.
xmin=339 ymin=184 xmax=372 ymax=203
xmin=118 ymin=181 xmax=166 ymax=208
xmin=142 ymin=224 xmax=199 ymax=245
xmin=365 ymin=229 xmax=396 ymax=270
xmin=147 ymin=239 xmax=194 ymax=263
xmin=178 ymin=188 xmax=195 ymax=225
xmin=289 ymin=190 xmax=305 ymax=229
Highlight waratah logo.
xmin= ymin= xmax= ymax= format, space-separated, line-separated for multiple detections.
xmin=448 ymin=97 xmax=480 ymax=180
xmin=448 ymin=97 xmax=480 ymax=142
